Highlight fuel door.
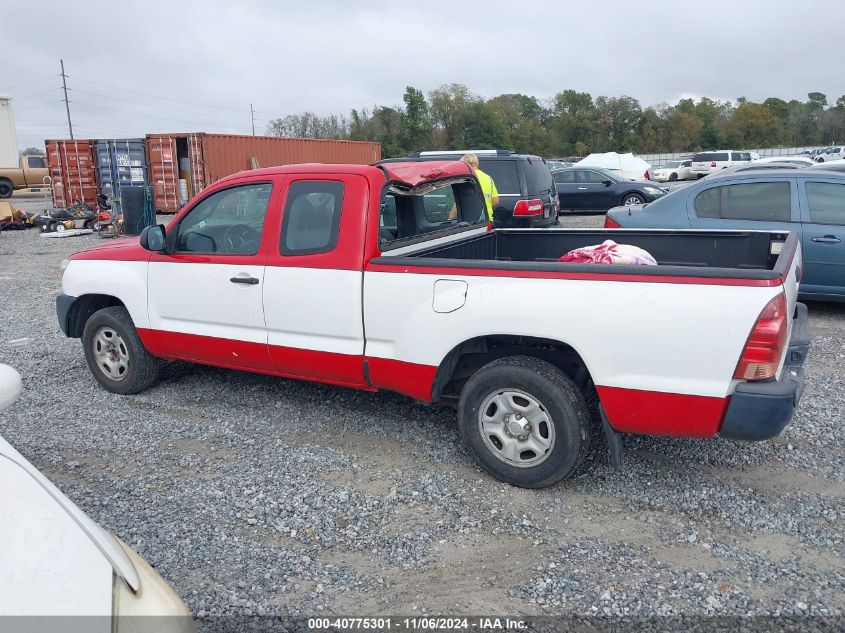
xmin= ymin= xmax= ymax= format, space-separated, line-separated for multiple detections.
xmin=432 ymin=279 xmax=468 ymax=314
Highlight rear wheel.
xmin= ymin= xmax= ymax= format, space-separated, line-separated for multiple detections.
xmin=82 ymin=306 xmax=159 ymax=394
xmin=457 ymin=356 xmax=593 ymax=488
xmin=622 ymin=193 xmax=645 ymax=206
xmin=0 ymin=179 xmax=12 ymax=199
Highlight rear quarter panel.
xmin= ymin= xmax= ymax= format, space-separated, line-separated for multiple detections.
xmin=363 ymin=269 xmax=782 ymax=400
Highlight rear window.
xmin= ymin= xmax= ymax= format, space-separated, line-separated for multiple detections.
xmin=479 ymin=159 xmax=520 ymax=195
xmin=692 ymin=153 xmax=712 ymax=162
xmin=806 ymin=182 xmax=845 ymax=224
xmin=524 ymin=160 xmax=553 ymax=193
xmin=280 ymin=180 xmax=344 ymax=255
xmin=694 ymin=182 xmax=791 ymax=222
xmin=554 ymin=170 xmax=574 ymax=183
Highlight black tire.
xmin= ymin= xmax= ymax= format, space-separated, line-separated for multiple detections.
xmin=0 ymin=179 xmax=13 ymax=198
xmin=46 ymin=221 xmax=57 ymax=233
xmin=622 ymin=193 xmax=645 ymax=206
xmin=457 ymin=355 xmax=593 ymax=488
xmin=669 ymin=172 xmax=678 ymax=182
xmin=82 ymin=306 xmax=159 ymax=395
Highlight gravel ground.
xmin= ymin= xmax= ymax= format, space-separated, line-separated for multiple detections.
xmin=1 ymin=206 xmax=843 ymax=630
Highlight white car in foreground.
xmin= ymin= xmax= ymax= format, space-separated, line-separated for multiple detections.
xmin=651 ymin=159 xmax=692 ymax=182
xmin=0 ymin=363 xmax=193 ymax=632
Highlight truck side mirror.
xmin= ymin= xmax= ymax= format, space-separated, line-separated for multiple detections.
xmin=140 ymin=224 xmax=167 ymax=252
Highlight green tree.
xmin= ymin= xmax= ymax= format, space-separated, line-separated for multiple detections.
xmin=724 ymin=103 xmax=783 ymax=147
xmin=428 ymin=83 xmax=475 ymax=148
xmin=21 ymin=147 xmax=45 ymax=155
xmin=454 ymin=102 xmax=507 ymax=149
xmin=486 ymin=93 xmax=546 ymax=153
xmin=664 ymin=109 xmax=704 ymax=151
xmin=763 ymin=97 xmax=789 ymax=121
xmin=550 ymin=90 xmax=596 ymax=153
xmin=399 ymin=86 xmax=432 ymax=152
xmin=593 ymin=95 xmax=642 ymax=151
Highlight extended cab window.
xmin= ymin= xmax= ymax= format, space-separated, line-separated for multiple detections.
xmin=280 ymin=180 xmax=344 ymax=255
xmin=176 ymin=183 xmax=271 ymax=255
xmin=806 ymin=182 xmax=845 ymax=224
xmin=379 ymin=180 xmax=484 ymax=249
xmin=694 ymin=182 xmax=791 ymax=221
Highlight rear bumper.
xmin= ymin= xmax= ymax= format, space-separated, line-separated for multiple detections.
xmin=720 ymin=302 xmax=810 ymax=441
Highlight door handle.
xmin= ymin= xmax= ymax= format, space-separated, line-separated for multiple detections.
xmin=230 ymin=275 xmax=260 ymax=285
xmin=577 ymin=186 xmax=588 ymax=190
xmin=811 ymin=235 xmax=841 ymax=244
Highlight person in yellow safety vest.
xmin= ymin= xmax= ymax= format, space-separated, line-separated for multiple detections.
xmin=460 ymin=153 xmax=499 ymax=222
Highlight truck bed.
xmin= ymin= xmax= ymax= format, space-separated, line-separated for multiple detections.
xmin=379 ymin=228 xmax=797 ymax=282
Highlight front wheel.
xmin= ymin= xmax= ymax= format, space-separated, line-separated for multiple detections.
xmin=622 ymin=193 xmax=645 ymax=206
xmin=0 ymin=180 xmax=12 ymax=199
xmin=82 ymin=306 xmax=159 ymax=394
xmin=457 ymin=356 xmax=593 ymax=488
xmin=668 ymin=173 xmax=678 ymax=182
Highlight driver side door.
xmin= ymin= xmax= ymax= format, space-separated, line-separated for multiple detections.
xmin=145 ymin=178 xmax=281 ymax=370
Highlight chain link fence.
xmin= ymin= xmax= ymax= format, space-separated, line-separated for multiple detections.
xmin=637 ymin=146 xmax=822 ymax=166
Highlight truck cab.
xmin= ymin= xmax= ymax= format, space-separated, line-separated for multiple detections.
xmin=0 ymin=154 xmax=48 ymax=198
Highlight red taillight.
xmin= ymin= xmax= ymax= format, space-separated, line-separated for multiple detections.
xmin=513 ymin=198 xmax=544 ymax=216
xmin=710 ymin=162 xmax=717 ymax=167
xmin=604 ymin=215 xmax=622 ymax=228
xmin=734 ymin=293 xmax=788 ymax=381
xmin=644 ymin=171 xmax=650 ymax=180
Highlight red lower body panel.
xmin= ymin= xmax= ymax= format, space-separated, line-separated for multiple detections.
xmin=365 ymin=357 xmax=438 ymax=402
xmin=597 ymin=385 xmax=729 ymax=438
xmin=135 ymin=328 xmax=441 ymax=397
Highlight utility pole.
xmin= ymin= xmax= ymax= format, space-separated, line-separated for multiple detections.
xmin=60 ymin=58 xmax=73 ymax=139
xmin=250 ymin=103 xmax=256 ymax=136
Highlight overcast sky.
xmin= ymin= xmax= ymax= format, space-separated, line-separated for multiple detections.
xmin=3 ymin=0 xmax=844 ymax=149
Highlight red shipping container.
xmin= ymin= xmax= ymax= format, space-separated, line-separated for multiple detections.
xmin=45 ymin=139 xmax=98 ymax=208
xmin=146 ymin=133 xmax=381 ymax=213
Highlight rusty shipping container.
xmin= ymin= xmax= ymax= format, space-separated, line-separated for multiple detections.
xmin=145 ymin=133 xmax=381 ymax=212
xmin=45 ymin=139 xmax=98 ymax=208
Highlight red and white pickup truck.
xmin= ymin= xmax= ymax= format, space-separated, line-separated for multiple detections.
xmin=57 ymin=160 xmax=809 ymax=488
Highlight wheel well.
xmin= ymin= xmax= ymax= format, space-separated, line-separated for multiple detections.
xmin=432 ymin=335 xmax=599 ymax=414
xmin=621 ymin=190 xmax=645 ymax=201
xmin=66 ymin=294 xmax=126 ymax=338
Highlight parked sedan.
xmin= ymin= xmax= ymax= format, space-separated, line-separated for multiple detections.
xmin=0 ymin=363 xmax=194 ymax=628
xmin=651 ymin=159 xmax=693 ymax=182
xmin=554 ymin=166 xmax=668 ymax=212
xmin=605 ymin=170 xmax=845 ymax=300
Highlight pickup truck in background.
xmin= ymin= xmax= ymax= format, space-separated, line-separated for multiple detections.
xmin=0 ymin=154 xmax=48 ymax=197
xmin=57 ymin=160 xmax=809 ymax=488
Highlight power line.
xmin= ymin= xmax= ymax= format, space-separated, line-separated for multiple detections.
xmin=11 ymin=87 xmax=62 ymax=102
xmin=68 ymin=87 xmax=249 ymax=124
xmin=12 ymin=100 xmax=65 ymax=113
xmin=70 ymin=98 xmax=251 ymax=131
xmin=69 ymin=75 xmax=251 ymax=114
xmin=0 ymin=75 xmax=59 ymax=94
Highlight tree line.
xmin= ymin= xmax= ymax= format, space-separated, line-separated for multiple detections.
xmin=266 ymin=84 xmax=845 ymax=158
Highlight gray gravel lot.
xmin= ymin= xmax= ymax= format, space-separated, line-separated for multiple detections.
xmin=0 ymin=201 xmax=843 ymax=628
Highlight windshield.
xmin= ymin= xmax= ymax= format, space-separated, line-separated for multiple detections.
xmin=663 ymin=161 xmax=682 ymax=168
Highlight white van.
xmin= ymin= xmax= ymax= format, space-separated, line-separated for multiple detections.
xmin=690 ymin=150 xmax=752 ymax=177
